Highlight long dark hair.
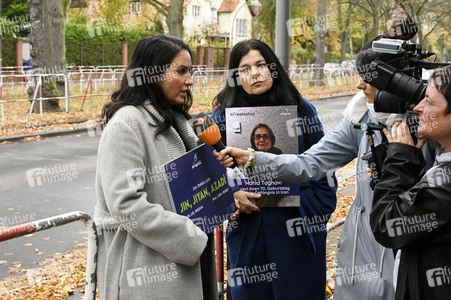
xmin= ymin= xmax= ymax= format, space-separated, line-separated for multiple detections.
xmin=102 ymin=34 xmax=193 ymax=136
xmin=361 ymin=12 xmax=417 ymax=52
xmin=212 ymin=39 xmax=306 ymax=117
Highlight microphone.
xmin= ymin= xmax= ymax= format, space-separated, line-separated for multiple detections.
xmin=190 ymin=113 xmax=245 ymax=178
xmin=191 ymin=112 xmax=228 ymax=152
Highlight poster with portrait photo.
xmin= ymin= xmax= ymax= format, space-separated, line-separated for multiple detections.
xmin=225 ymin=105 xmax=300 ymax=207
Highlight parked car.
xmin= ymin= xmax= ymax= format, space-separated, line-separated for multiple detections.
xmin=323 ymin=62 xmax=342 ymax=77
xmin=341 ymin=60 xmax=356 ymax=75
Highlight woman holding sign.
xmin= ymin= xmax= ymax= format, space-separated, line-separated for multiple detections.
xmin=94 ymin=35 xmax=216 ymax=300
xmin=211 ymin=39 xmax=337 ymax=299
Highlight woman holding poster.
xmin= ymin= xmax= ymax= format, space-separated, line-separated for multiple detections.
xmin=211 ymin=39 xmax=337 ymax=299
xmin=93 ymin=35 xmax=216 ymax=300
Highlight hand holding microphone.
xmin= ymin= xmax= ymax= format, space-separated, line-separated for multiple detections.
xmin=190 ymin=113 xmax=245 ymax=178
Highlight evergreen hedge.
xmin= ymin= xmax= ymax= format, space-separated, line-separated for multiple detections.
xmin=2 ymin=37 xmax=16 ymax=67
xmin=1 ymin=22 xmax=229 ymax=67
xmin=1 ymin=22 xmax=155 ymax=67
xmin=65 ymin=22 xmax=155 ymax=66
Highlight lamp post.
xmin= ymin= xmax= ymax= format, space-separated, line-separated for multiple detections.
xmin=230 ymin=0 xmax=262 ymax=47
xmin=275 ymin=0 xmax=290 ymax=70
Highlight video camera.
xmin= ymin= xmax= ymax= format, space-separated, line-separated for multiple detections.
xmin=358 ymin=39 xmax=448 ymax=188
xmin=365 ymin=38 xmax=449 ymax=114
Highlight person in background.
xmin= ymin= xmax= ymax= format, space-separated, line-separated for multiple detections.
xmin=94 ymin=34 xmax=216 ymax=300
xmin=211 ymin=39 xmax=337 ymax=300
xmin=371 ymin=65 xmax=451 ymax=300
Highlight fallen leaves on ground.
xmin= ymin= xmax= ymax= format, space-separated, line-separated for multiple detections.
xmin=0 ymin=244 xmax=93 ymax=300
xmin=325 ymin=161 xmax=356 ymax=296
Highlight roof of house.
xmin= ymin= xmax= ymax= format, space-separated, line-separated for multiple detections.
xmin=218 ymin=0 xmax=240 ymax=13
xmin=218 ymin=0 xmax=257 ymax=16
xmin=161 ymin=0 xmax=192 ymax=6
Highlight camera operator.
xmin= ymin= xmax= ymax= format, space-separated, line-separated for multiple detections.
xmin=370 ymin=65 xmax=451 ymax=300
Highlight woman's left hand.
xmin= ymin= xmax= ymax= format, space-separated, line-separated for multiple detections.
xmin=383 ymin=121 xmax=426 ymax=149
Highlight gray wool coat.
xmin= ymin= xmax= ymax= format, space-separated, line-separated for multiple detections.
xmin=94 ymin=100 xmax=217 ymax=299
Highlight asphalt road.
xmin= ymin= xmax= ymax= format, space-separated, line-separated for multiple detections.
xmin=0 ymin=94 xmax=352 ymax=281
xmin=0 ymin=132 xmax=100 ymax=280
xmin=311 ymin=95 xmax=352 ymax=134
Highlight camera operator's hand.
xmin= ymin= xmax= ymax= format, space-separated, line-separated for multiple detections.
xmin=383 ymin=121 xmax=426 ymax=149
xmin=361 ymin=154 xmax=374 ymax=179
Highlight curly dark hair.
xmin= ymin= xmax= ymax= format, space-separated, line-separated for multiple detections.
xmin=360 ymin=12 xmax=418 ymax=52
xmin=429 ymin=65 xmax=451 ymax=114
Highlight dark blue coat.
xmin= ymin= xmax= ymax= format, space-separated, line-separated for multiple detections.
xmin=210 ymin=99 xmax=337 ymax=300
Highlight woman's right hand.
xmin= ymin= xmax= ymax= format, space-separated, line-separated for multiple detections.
xmin=231 ymin=190 xmax=261 ymax=217
xmin=384 ymin=121 xmax=426 ymax=149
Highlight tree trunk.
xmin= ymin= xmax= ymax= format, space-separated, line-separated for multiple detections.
xmin=349 ymin=29 xmax=353 ymax=57
xmin=28 ymin=0 xmax=70 ymax=113
xmin=371 ymin=1 xmax=379 ymax=37
xmin=343 ymin=3 xmax=352 ymax=59
xmin=0 ymin=0 xmax=2 ymax=78
xmin=338 ymin=0 xmax=345 ymax=62
xmin=338 ymin=1 xmax=352 ymax=62
xmin=166 ymin=0 xmax=184 ymax=38
xmin=313 ymin=0 xmax=326 ymax=85
xmin=416 ymin=13 xmax=423 ymax=44
xmin=270 ymin=32 xmax=275 ymax=50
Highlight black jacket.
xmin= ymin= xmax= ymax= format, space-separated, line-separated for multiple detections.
xmin=370 ymin=143 xmax=451 ymax=300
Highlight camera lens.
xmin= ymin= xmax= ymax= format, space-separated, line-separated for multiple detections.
xmin=385 ymin=72 xmax=426 ymax=107
xmin=374 ymin=91 xmax=406 ymax=113
xmin=368 ymin=60 xmax=427 ymax=113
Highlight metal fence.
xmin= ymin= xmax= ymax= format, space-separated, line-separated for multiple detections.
xmin=0 ymin=65 xmax=127 ymax=122
xmin=190 ymin=64 xmax=359 ymax=103
xmin=0 ymin=64 xmax=359 ymax=122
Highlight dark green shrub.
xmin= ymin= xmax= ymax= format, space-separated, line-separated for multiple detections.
xmin=2 ymin=37 xmax=16 ymax=66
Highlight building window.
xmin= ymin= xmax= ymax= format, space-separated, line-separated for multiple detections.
xmin=193 ymin=5 xmax=201 ymax=18
xmin=212 ymin=8 xmax=218 ymax=24
xmin=129 ymin=1 xmax=142 ymax=14
xmin=236 ymin=19 xmax=247 ymax=36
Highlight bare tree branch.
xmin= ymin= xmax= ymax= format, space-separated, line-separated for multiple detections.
xmin=348 ymin=1 xmax=372 ymax=15
xmin=422 ymin=22 xmax=441 ymax=41
xmin=144 ymin=0 xmax=169 ymax=16
xmin=416 ymin=0 xmax=428 ymax=18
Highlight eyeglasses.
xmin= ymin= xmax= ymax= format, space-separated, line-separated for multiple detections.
xmin=254 ymin=134 xmax=270 ymax=140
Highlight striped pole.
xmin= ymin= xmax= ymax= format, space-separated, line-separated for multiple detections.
xmin=216 ymin=226 xmax=224 ymax=299
xmin=0 ymin=211 xmax=98 ymax=300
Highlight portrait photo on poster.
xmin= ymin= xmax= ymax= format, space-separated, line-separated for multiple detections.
xmin=225 ymin=105 xmax=301 ymax=207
